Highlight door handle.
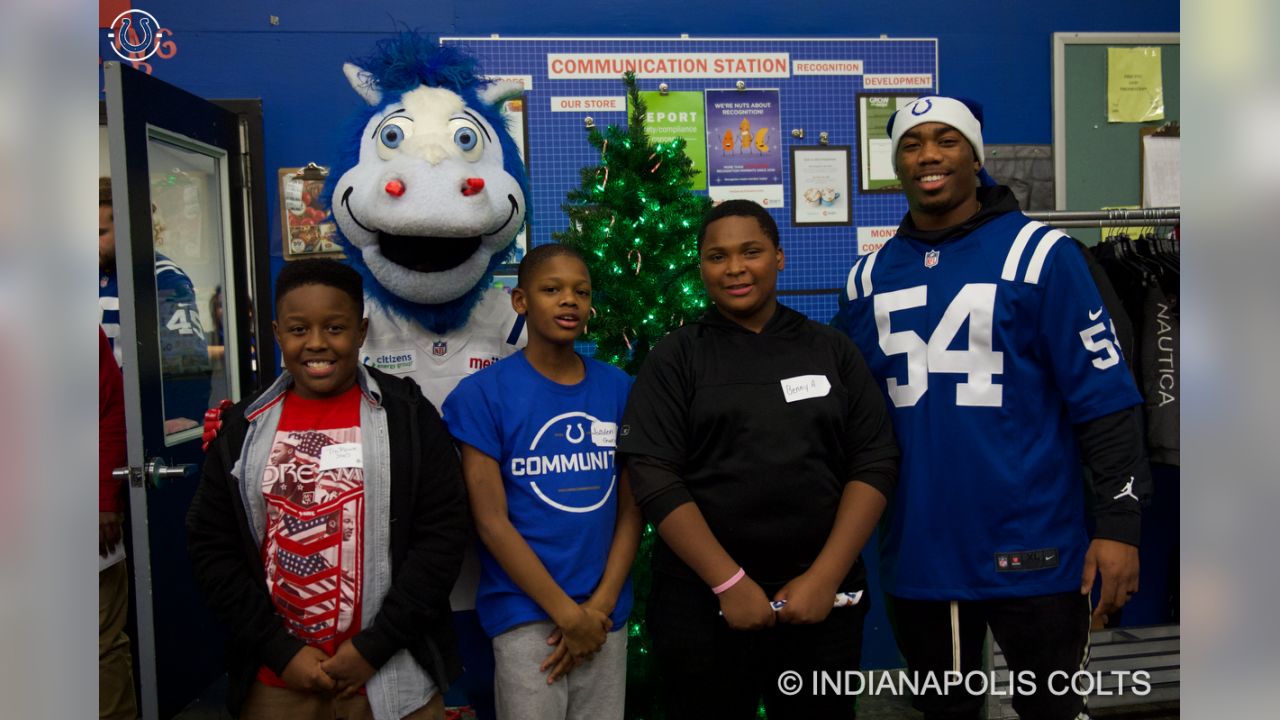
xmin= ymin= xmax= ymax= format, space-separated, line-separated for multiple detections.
xmin=114 ymin=461 xmax=197 ymax=489
xmin=145 ymin=458 xmax=196 ymax=488
xmin=112 ymin=466 xmax=143 ymax=489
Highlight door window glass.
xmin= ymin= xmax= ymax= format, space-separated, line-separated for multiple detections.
xmin=146 ymin=135 xmax=235 ymax=441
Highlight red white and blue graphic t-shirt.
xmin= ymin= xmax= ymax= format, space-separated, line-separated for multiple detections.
xmin=257 ymin=384 xmax=365 ymax=686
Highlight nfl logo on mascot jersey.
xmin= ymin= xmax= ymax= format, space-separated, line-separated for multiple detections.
xmin=432 ymin=340 xmax=448 ymax=357
xmin=924 ymin=249 xmax=940 ymax=268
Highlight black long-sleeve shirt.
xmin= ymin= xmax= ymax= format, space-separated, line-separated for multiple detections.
xmin=619 ymin=304 xmax=899 ymax=589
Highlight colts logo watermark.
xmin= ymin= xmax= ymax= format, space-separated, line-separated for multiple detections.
xmin=107 ymin=10 xmax=166 ymax=62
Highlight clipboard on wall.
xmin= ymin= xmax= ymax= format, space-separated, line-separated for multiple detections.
xmin=278 ymin=162 xmax=344 ymax=260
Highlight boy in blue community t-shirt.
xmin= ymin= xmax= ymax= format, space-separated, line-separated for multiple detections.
xmin=443 ymin=244 xmax=641 ymax=720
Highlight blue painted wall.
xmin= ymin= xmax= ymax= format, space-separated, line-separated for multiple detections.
xmin=101 ymin=0 xmax=1177 ymax=263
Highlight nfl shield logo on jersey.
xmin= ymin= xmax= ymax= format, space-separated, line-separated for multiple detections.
xmin=924 ymin=249 xmax=940 ymax=268
xmin=432 ymin=340 xmax=448 ymax=357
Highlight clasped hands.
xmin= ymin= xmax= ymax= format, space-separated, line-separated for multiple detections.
xmin=280 ymin=640 xmax=376 ymax=697
xmin=540 ymin=598 xmax=613 ymax=684
xmin=719 ymin=571 xmax=838 ymax=630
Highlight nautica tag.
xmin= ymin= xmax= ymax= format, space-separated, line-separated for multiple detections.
xmin=780 ymin=375 xmax=831 ymax=403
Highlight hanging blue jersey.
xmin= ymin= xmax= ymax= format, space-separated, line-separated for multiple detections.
xmin=442 ymin=351 xmax=634 ymax=637
xmin=831 ymin=211 xmax=1142 ymax=600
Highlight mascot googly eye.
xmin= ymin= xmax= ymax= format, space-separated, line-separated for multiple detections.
xmin=374 ymin=117 xmax=414 ymax=159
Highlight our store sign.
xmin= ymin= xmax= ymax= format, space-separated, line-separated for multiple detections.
xmin=550 ymin=96 xmax=626 ymax=112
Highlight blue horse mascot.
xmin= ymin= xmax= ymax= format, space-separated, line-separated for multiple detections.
xmin=326 ymin=33 xmax=528 ymax=719
xmin=329 ymin=33 xmax=528 ymax=406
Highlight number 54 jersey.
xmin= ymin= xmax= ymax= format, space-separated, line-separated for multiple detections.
xmin=831 ymin=211 xmax=1142 ymax=601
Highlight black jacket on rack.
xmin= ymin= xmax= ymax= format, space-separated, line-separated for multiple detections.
xmin=1090 ymin=234 xmax=1180 ymax=466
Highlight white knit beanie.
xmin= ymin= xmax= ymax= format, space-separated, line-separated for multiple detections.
xmin=888 ymin=96 xmax=984 ymax=173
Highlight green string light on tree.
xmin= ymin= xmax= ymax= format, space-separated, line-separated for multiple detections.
xmin=554 ymin=71 xmax=711 ymax=720
xmin=555 ymin=71 xmax=710 ymax=377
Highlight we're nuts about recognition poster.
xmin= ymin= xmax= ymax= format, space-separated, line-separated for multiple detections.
xmin=704 ymin=89 xmax=783 ymax=207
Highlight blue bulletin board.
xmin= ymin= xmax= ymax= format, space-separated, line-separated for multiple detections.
xmin=441 ymin=36 xmax=938 ymax=323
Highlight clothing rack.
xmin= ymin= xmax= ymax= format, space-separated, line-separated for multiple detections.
xmin=1024 ymin=207 xmax=1180 ymax=228
xmin=779 ymin=206 xmax=1182 ymax=298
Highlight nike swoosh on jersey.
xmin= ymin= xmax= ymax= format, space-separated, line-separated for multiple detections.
xmin=1088 ymin=307 xmax=1103 ymax=321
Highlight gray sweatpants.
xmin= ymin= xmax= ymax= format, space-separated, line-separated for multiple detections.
xmin=493 ymin=621 xmax=627 ymax=720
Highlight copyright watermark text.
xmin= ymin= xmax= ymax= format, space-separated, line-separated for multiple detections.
xmin=776 ymin=669 xmax=1152 ymax=697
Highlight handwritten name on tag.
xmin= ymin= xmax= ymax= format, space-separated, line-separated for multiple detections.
xmin=591 ymin=421 xmax=618 ymax=448
xmin=780 ymin=375 xmax=831 ymax=403
xmin=319 ymin=442 xmax=364 ymax=471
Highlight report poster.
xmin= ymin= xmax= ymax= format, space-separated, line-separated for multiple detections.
xmin=704 ymin=89 xmax=784 ymax=207
xmin=636 ymin=91 xmax=708 ymax=191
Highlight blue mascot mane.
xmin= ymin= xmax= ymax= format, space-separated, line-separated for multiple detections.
xmin=323 ymin=31 xmax=529 ymax=334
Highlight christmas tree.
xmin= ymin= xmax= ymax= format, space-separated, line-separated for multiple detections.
xmin=554 ymin=71 xmax=711 ymax=376
xmin=554 ymin=72 xmax=711 ymax=720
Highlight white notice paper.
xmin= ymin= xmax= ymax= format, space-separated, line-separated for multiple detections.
xmin=868 ymin=138 xmax=896 ymax=183
xmin=1142 ymin=135 xmax=1180 ymax=208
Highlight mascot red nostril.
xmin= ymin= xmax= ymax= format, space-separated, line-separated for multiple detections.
xmin=461 ymin=177 xmax=485 ymax=196
xmin=384 ymin=179 xmax=405 ymax=197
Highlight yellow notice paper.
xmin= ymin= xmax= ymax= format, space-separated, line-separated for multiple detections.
xmin=1108 ymin=47 xmax=1165 ymax=123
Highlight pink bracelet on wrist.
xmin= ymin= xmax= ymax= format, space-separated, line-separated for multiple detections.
xmin=711 ymin=567 xmax=746 ymax=595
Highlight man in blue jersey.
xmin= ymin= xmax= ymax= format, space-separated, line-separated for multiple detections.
xmin=99 ymin=177 xmax=211 ymax=434
xmin=831 ymin=97 xmax=1150 ymax=719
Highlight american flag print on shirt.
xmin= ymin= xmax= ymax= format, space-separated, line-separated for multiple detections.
xmin=262 ymin=424 xmax=364 ymax=647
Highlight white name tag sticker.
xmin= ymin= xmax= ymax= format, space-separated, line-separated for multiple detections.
xmin=319 ymin=443 xmax=364 ymax=471
xmin=591 ymin=421 xmax=618 ymax=448
xmin=780 ymin=375 xmax=831 ymax=403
